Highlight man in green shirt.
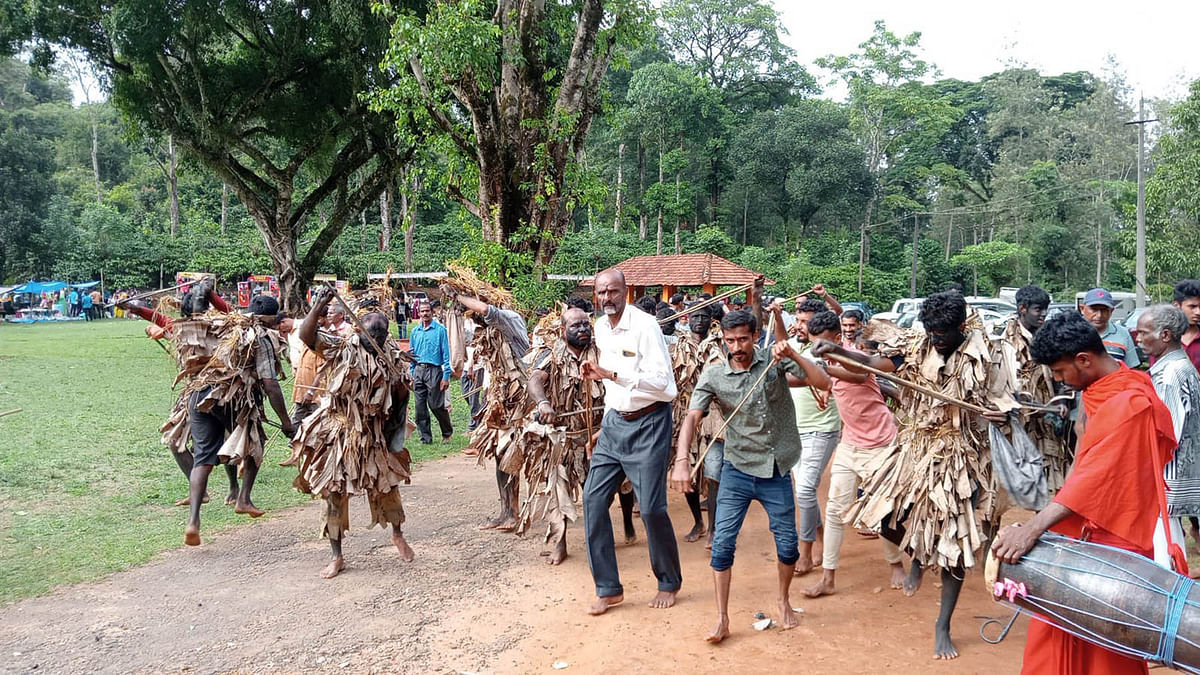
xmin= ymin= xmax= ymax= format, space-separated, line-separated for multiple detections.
xmin=670 ymin=306 xmax=830 ymax=644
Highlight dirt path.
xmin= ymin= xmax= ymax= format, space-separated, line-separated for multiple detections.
xmin=0 ymin=454 xmax=1027 ymax=674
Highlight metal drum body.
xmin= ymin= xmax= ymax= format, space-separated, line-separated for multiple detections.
xmin=986 ymin=533 xmax=1200 ymax=671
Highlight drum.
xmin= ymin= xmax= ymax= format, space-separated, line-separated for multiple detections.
xmin=985 ymin=533 xmax=1200 ymax=672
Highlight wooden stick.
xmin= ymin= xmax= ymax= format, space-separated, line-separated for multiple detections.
xmin=554 ymin=406 xmax=607 ymax=420
xmin=821 ymin=351 xmax=992 ymax=415
xmin=455 ymin=384 xmax=485 ymax=401
xmin=105 ymin=280 xmax=202 ymax=308
xmin=0 ymin=408 xmax=22 ymax=418
xmin=781 ymin=286 xmax=820 ymax=306
xmin=657 ymin=283 xmax=752 ymax=326
xmin=689 ymin=313 xmax=776 ymax=481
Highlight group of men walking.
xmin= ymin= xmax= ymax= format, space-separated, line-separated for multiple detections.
xmin=127 ymin=269 xmax=1200 ymax=674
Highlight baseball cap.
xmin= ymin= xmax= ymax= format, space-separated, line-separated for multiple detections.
xmin=248 ymin=294 xmax=280 ymax=316
xmin=1083 ymin=288 xmax=1115 ymax=308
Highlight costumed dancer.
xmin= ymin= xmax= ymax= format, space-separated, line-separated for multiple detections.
xmin=290 ymin=288 xmax=415 ymax=578
xmin=121 ymin=280 xmax=242 ymax=505
xmin=180 ymin=294 xmax=296 ymax=546
xmin=993 ymin=310 xmax=1178 ymax=674
xmin=812 ymin=291 xmax=1016 ymax=659
xmin=520 ymin=306 xmax=604 ymax=564
xmin=439 ymin=271 xmax=531 ymax=532
xmin=1000 ymin=285 xmax=1073 ymax=491
xmin=670 ymin=301 xmax=725 ymax=545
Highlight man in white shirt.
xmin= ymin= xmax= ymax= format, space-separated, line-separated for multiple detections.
xmin=581 ymin=269 xmax=681 ymax=615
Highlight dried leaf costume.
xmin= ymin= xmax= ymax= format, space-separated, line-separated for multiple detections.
xmin=846 ymin=317 xmax=1017 ymax=570
xmin=516 ymin=339 xmax=604 ymax=542
xmin=671 ymin=330 xmax=726 ymax=477
xmin=1001 ymin=320 xmax=1073 ymax=492
xmin=291 ymin=333 xmax=413 ymax=540
xmin=159 ymin=315 xmax=224 ymax=455
xmin=177 ymin=314 xmax=282 ymax=471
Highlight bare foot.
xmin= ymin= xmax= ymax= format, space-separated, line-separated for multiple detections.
xmin=547 ymin=540 xmax=567 ymax=565
xmin=278 ymin=457 xmax=298 ymax=467
xmin=779 ymin=600 xmax=801 ymax=630
xmin=494 ymin=517 xmax=518 ymax=532
xmin=933 ymin=625 xmax=959 ymax=660
xmin=175 ymin=493 xmax=210 ymax=507
xmin=462 ymin=447 xmax=479 ymax=456
xmin=184 ymin=525 xmax=201 ymax=546
xmin=224 ymin=492 xmax=237 ymax=506
xmin=683 ymin=523 xmax=706 ymax=543
xmin=321 ymin=557 xmax=345 ymax=579
xmin=479 ymin=515 xmax=507 ymax=530
xmin=857 ymin=528 xmax=879 ymax=539
xmin=804 ymin=577 xmax=836 ymax=598
xmin=904 ymin=561 xmax=924 ymax=597
xmin=623 ymin=532 xmax=638 ymax=546
xmin=649 ymin=590 xmax=677 ymax=609
xmin=587 ymin=594 xmax=624 ymax=615
xmin=234 ymin=501 xmax=265 ymax=518
xmin=705 ymin=534 xmax=713 ymax=550
xmin=793 ymin=557 xmax=816 ymax=576
xmin=705 ymin=616 xmax=731 ymax=643
xmin=890 ymin=562 xmax=907 ymax=589
xmin=392 ymin=531 xmax=415 ymax=562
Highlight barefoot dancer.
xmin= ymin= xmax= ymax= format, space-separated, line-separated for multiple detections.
xmin=291 ymin=289 xmax=415 ymax=578
xmin=440 ymin=285 xmax=531 ymax=532
xmin=813 ymin=291 xmax=1015 ymax=659
xmin=582 ymin=269 xmax=681 ymax=615
xmin=123 ymin=281 xmax=242 ymax=506
xmin=670 ymin=304 xmax=829 ymax=643
xmin=802 ymin=311 xmax=906 ymax=598
xmin=520 ymin=307 xmax=604 ymax=565
xmin=670 ymin=302 xmax=725 ymax=544
xmin=181 ymin=294 xmax=296 ymax=546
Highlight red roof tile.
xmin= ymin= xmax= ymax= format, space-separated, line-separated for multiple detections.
xmin=588 ymin=253 xmax=774 ymax=287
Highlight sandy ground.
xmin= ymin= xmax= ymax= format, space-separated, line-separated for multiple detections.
xmin=0 ymin=453 xmax=1027 ymax=674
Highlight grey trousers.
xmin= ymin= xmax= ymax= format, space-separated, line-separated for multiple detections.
xmin=413 ymin=363 xmax=452 ymax=443
xmin=583 ymin=404 xmax=682 ymax=596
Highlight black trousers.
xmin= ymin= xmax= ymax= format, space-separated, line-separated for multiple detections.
xmin=583 ymin=404 xmax=682 ymax=596
xmin=413 ymin=362 xmax=453 ymax=443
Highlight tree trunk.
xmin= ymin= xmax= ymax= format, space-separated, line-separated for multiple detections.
xmin=674 ymin=136 xmax=682 ymax=255
xmin=167 ymin=135 xmax=179 ymax=237
xmin=404 ymin=173 xmax=421 ymax=272
xmin=909 ymin=213 xmax=919 ymax=297
xmin=360 ymin=208 xmax=367 ymax=253
xmin=380 ymin=185 xmax=393 ymax=251
xmin=858 ymin=195 xmax=876 ymax=294
xmin=656 ymin=145 xmax=664 ymax=256
xmin=638 ymin=141 xmax=647 ymax=240
xmin=614 ymin=142 xmax=624 ymax=232
xmin=90 ymin=112 xmax=102 ymax=205
xmin=742 ymin=193 xmax=748 ymax=245
xmin=944 ymin=213 xmax=953 ymax=262
xmin=220 ymin=183 xmax=228 ymax=235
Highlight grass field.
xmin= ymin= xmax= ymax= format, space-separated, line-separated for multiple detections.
xmin=0 ymin=319 xmax=473 ymax=604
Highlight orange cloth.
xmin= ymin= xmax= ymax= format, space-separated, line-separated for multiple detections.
xmin=292 ymin=345 xmax=322 ymax=404
xmin=1022 ymin=365 xmax=1176 ymax=675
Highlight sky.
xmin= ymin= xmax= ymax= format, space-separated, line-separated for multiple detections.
xmin=777 ymin=0 xmax=1199 ymax=106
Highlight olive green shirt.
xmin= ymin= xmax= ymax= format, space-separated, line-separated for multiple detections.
xmin=690 ymin=347 xmax=806 ymax=478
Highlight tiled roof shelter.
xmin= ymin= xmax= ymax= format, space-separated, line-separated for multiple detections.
xmin=588 ymin=253 xmax=774 ymax=302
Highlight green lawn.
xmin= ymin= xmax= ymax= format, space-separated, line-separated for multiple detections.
xmin=0 ymin=318 xmax=472 ymax=604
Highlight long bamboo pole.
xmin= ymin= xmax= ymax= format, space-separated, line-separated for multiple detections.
xmin=656 ymin=283 xmax=752 ymax=325
xmin=821 ymin=351 xmax=991 ymax=415
xmin=104 ymin=280 xmax=199 ymax=308
xmin=324 ymin=283 xmax=402 ymax=380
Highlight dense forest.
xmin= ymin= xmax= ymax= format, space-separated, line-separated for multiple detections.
xmin=2 ymin=1 xmax=1198 ymax=311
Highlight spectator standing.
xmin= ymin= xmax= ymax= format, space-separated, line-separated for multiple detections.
xmin=80 ymin=289 xmax=94 ymax=321
xmin=1174 ymin=280 xmax=1200 ymax=372
xmin=1079 ymin=288 xmax=1140 ymax=368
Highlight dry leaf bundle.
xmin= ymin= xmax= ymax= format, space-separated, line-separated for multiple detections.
xmin=291 ymin=334 xmax=411 ymax=527
xmin=354 ymin=267 xmax=397 ymax=315
xmin=466 ymin=317 xmax=531 ymax=471
xmin=846 ymin=322 xmax=1016 ymax=570
xmin=443 ymin=262 xmax=515 ymax=308
xmin=1001 ymin=321 xmax=1073 ymax=491
xmin=515 ymin=342 xmax=604 ymax=540
xmin=158 ymin=313 xmax=233 ymax=455
xmin=528 ymin=309 xmax=562 ymax=356
xmin=179 ymin=316 xmax=281 ymax=471
xmin=672 ymin=331 xmax=726 ymax=473
xmin=155 ymin=294 xmax=181 ymax=316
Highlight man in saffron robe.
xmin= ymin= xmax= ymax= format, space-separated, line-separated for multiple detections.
xmin=992 ymin=311 xmax=1178 ymax=675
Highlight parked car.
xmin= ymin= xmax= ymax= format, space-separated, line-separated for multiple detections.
xmin=875 ymin=297 xmax=923 ymax=322
xmin=840 ymin=301 xmax=875 ymax=320
xmin=1046 ymin=302 xmax=1077 ymax=319
xmin=1123 ymin=307 xmax=1149 ymax=364
xmin=965 ymin=296 xmax=1018 ymax=314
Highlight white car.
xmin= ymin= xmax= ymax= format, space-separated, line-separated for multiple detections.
xmin=875 ymin=297 xmax=924 ymax=323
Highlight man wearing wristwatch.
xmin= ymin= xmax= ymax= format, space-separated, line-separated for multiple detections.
xmin=580 ymin=269 xmax=680 ymax=616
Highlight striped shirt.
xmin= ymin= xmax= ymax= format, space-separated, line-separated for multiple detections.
xmin=1149 ymin=349 xmax=1200 ymax=516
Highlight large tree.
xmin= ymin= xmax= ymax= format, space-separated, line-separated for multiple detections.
xmin=376 ymin=0 xmax=649 ymax=276
xmin=34 ymin=0 xmax=414 ymax=309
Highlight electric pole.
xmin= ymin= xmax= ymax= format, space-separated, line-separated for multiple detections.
xmin=1126 ymin=96 xmax=1157 ymax=308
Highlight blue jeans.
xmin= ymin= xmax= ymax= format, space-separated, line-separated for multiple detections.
xmin=703 ymin=439 xmax=725 ymax=482
xmin=710 ymin=461 xmax=800 ymax=572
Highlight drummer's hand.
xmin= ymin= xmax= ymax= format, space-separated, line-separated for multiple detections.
xmin=991 ymin=522 xmax=1040 ymax=564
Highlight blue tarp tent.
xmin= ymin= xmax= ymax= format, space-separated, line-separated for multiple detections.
xmin=69 ymin=281 xmax=100 ymax=289
xmin=13 ymin=281 xmax=69 ymax=295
